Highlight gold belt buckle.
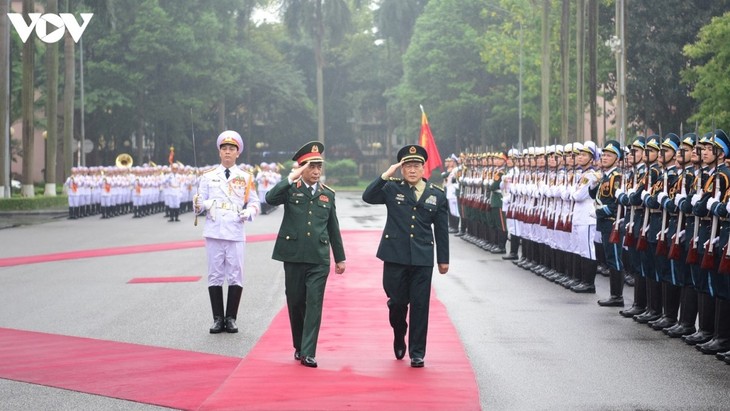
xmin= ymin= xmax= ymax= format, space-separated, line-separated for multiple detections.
xmin=220 ymin=202 xmax=230 ymax=210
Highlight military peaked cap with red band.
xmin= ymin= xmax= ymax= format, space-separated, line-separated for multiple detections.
xmin=292 ymin=141 xmax=325 ymax=164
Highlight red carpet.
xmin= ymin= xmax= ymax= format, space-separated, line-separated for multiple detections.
xmin=0 ymin=230 xmax=480 ymax=410
xmin=128 ymin=276 xmax=202 ymax=283
xmin=0 ymin=328 xmax=240 ymax=410
xmin=199 ymin=230 xmax=480 ymax=411
xmin=0 ymin=233 xmax=277 ymax=268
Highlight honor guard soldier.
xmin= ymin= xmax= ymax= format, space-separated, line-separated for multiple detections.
xmin=266 ymin=141 xmax=346 ymax=368
xmin=194 ymin=130 xmax=261 ymax=334
xmin=644 ymin=133 xmax=682 ymax=330
xmin=569 ymin=141 xmax=600 ymax=293
xmin=661 ymin=133 xmax=700 ymax=337
xmin=487 ymin=151 xmax=509 ymax=253
xmin=618 ymin=137 xmax=648 ymax=317
xmin=630 ymin=135 xmax=662 ymax=323
xmin=442 ymin=154 xmax=461 ymax=233
xmin=594 ymin=140 xmax=625 ymax=306
xmin=694 ymin=130 xmax=730 ymax=356
xmin=362 ymin=144 xmax=450 ymax=368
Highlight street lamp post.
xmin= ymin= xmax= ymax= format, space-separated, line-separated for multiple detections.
xmin=606 ymin=0 xmax=627 ymax=146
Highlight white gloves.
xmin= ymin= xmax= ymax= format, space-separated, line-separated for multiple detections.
xmin=707 ymin=197 xmax=719 ymax=212
xmin=691 ymin=193 xmax=703 ymax=206
xmin=202 ymin=199 xmax=216 ymax=210
xmin=674 ymin=193 xmax=686 ymax=207
xmin=615 ymin=187 xmax=625 ymax=198
xmin=657 ymin=192 xmax=668 ymax=204
xmin=239 ymin=208 xmax=253 ymax=222
xmin=627 ymin=188 xmax=637 ymax=197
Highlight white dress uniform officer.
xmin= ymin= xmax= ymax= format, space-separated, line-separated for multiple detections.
xmin=194 ymin=130 xmax=260 ymax=334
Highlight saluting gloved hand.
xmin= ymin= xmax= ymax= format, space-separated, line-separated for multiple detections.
xmin=691 ymin=193 xmax=703 ymax=206
xmin=238 ymin=208 xmax=253 ymax=222
xmin=707 ymin=197 xmax=719 ymax=213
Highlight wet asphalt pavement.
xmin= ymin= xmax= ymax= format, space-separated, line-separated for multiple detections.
xmin=1 ymin=192 xmax=730 ymax=410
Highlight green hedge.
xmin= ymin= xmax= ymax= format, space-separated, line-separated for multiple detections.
xmin=325 ymin=159 xmax=359 ymax=186
xmin=0 ymin=195 xmax=68 ymax=211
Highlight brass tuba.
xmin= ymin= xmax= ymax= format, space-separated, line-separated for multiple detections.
xmin=116 ymin=153 xmax=133 ymax=168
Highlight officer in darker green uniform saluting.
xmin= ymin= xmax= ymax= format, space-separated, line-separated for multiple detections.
xmin=362 ymin=144 xmax=450 ymax=368
xmin=266 ymin=141 xmax=346 ymax=368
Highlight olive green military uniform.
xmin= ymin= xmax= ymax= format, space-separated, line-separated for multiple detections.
xmin=266 ymin=176 xmax=346 ymax=359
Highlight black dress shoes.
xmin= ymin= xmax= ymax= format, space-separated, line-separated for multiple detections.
xmin=633 ymin=310 xmax=661 ymax=324
xmin=300 ymin=356 xmax=318 ymax=368
xmin=649 ymin=316 xmax=676 ymax=331
xmin=665 ymin=324 xmax=696 ymax=338
xmin=716 ymin=350 xmax=730 ymax=363
xmin=502 ymin=253 xmax=519 ymax=260
xmin=597 ymin=296 xmax=624 ymax=307
xmin=410 ymin=357 xmax=424 ymax=368
xmin=682 ymin=330 xmax=714 ymax=345
xmin=619 ymin=305 xmax=645 ymax=318
xmin=224 ymin=317 xmax=238 ymax=333
xmin=696 ymin=338 xmax=730 ymax=355
xmin=394 ymin=336 xmax=406 ymax=360
xmin=294 ymin=351 xmax=301 ymax=361
xmin=210 ymin=316 xmax=225 ymax=334
xmin=571 ymin=283 xmax=596 ymax=293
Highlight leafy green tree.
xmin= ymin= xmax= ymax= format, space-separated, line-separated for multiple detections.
xmin=397 ymin=0 xmax=504 ymax=155
xmin=682 ymin=11 xmax=730 ymax=130
xmin=280 ymin=0 xmax=357 ymax=147
xmin=625 ymin=0 xmax=730 ymax=134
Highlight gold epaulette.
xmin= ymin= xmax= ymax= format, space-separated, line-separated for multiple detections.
xmin=201 ymin=166 xmax=217 ymax=176
xmin=430 ymin=183 xmax=444 ymax=192
xmin=322 ymin=183 xmax=335 ymax=193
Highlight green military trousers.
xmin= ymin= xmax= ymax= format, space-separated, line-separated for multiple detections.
xmin=284 ymin=262 xmax=330 ymax=357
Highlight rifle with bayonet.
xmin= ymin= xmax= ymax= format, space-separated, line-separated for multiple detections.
xmin=656 ymin=162 xmax=670 ymax=256
xmin=668 ymin=156 xmax=688 ymax=261
xmin=623 ymin=147 xmax=639 ymax=247
xmin=610 ymin=154 xmax=627 ymax=244
xmin=636 ymin=140 xmax=652 ymax=251
xmin=701 ymin=135 xmax=721 ymax=270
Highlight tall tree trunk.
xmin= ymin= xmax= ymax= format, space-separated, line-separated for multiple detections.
xmin=63 ymin=10 xmax=76 ymax=182
xmin=217 ymin=98 xmax=225 ymax=132
xmin=540 ymin=0 xmax=551 ymax=146
xmin=20 ymin=0 xmax=35 ymax=197
xmin=315 ymin=0 xmax=325 ymax=145
xmin=575 ymin=0 xmax=585 ymax=143
xmin=45 ymin=0 xmax=59 ymax=196
xmin=588 ymin=0 xmax=598 ymax=142
xmin=560 ymin=0 xmax=570 ymax=144
xmin=0 ymin=0 xmax=10 ymax=197
xmin=136 ymin=92 xmax=144 ymax=163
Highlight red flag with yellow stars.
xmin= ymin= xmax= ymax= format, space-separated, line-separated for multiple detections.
xmin=419 ymin=108 xmax=443 ymax=179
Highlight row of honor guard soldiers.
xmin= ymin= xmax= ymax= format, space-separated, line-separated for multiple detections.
xmin=63 ymin=162 xmax=282 ymax=222
xmin=64 ymin=163 xmax=198 ymax=221
xmin=454 ymin=132 xmax=730 ymax=364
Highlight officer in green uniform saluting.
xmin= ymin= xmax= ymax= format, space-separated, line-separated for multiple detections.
xmin=362 ymin=144 xmax=450 ymax=368
xmin=266 ymin=141 xmax=346 ymax=368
